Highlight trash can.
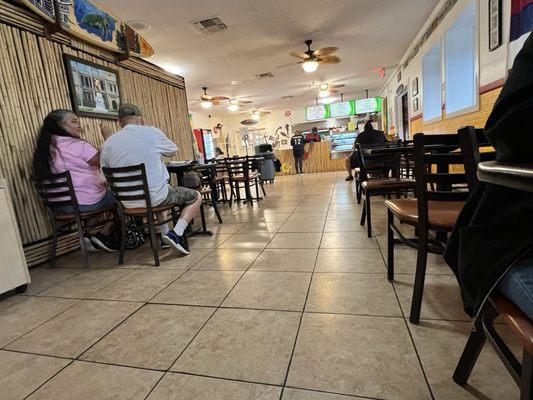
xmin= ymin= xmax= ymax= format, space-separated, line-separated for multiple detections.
xmin=256 ymin=151 xmax=276 ymax=182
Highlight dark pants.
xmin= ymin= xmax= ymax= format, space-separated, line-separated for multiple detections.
xmin=294 ymin=153 xmax=304 ymax=174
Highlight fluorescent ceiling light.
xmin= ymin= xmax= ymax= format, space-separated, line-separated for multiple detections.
xmin=201 ymin=101 xmax=212 ymax=109
xmin=302 ymin=60 xmax=319 ymax=72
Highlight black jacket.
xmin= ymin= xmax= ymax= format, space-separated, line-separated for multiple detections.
xmin=444 ymin=33 xmax=533 ymax=317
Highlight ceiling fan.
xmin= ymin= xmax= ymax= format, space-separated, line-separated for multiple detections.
xmin=317 ymin=83 xmax=346 ymax=97
xmin=280 ymin=39 xmax=340 ymax=72
xmin=199 ymin=87 xmax=230 ymax=108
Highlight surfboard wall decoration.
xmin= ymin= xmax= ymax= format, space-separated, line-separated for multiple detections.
xmin=17 ymin=0 xmax=154 ymax=58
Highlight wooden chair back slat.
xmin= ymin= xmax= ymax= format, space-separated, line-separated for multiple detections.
xmin=102 ymin=164 xmax=152 ymax=209
xmin=458 ymin=126 xmax=497 ymax=190
xmin=32 ymin=171 xmax=79 ymax=209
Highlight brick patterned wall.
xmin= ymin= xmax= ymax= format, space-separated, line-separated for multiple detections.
xmin=411 ymin=87 xmax=502 ymax=134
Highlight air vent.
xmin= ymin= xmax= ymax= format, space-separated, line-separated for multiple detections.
xmin=193 ymin=17 xmax=228 ymax=34
xmin=256 ymin=72 xmax=274 ymax=79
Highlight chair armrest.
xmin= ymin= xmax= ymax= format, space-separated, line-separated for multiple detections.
xmin=478 ymin=161 xmax=533 ymax=193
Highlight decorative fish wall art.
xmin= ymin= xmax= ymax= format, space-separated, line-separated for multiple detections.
xmin=17 ymin=0 xmax=154 ymax=58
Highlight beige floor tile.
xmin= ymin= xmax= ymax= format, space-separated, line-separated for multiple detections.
xmin=0 ymin=350 xmax=71 ymax=400
xmin=258 ymin=213 xmax=292 ymax=222
xmin=223 ymin=271 xmax=312 ymax=311
xmin=393 ymin=274 xmax=469 ymax=321
xmin=386 ymin=247 xmax=452 ymax=275
xmin=250 ymin=249 xmax=317 ymax=272
xmin=193 ymin=248 xmax=261 ymax=271
xmin=37 ymin=269 xmax=132 ymax=298
xmin=27 ymin=361 xmax=162 ymax=400
xmin=293 ymin=205 xmax=329 ymax=214
xmin=315 ymin=249 xmax=385 ymax=273
xmin=151 ymin=270 xmax=243 ymax=306
xmin=147 ymin=373 xmax=281 ymax=400
xmin=306 ymin=273 xmax=402 ymax=316
xmin=325 ymin=210 xmax=362 ymax=220
xmin=26 ymin=267 xmax=84 ymax=295
xmin=409 ymin=320 xmax=519 ymax=399
xmin=287 ymin=313 xmax=430 ymax=399
xmin=282 ymin=388 xmax=367 ymax=399
xmin=171 ymin=308 xmax=300 ymax=384
xmin=279 ymin=220 xmax=325 ymax=233
xmin=0 ymin=294 xmax=24 ymax=311
xmin=218 ymin=233 xmax=274 ymax=249
xmin=209 ymin=223 xmax=247 ymax=234
xmin=81 ymin=304 xmax=214 ymax=370
xmin=187 ymin=233 xmax=233 ymax=249
xmin=320 ymin=232 xmax=378 ymax=249
xmin=149 ymin=248 xmax=213 ymax=269
xmin=268 ymin=233 xmax=322 ymax=249
xmin=90 ymin=269 xmax=183 ymax=302
xmin=7 ymin=300 xmax=141 ymax=358
xmin=0 ymin=297 xmax=78 ymax=347
xmin=237 ymin=221 xmax=284 ymax=234
xmin=323 ymin=219 xmax=366 ymax=232
xmin=328 ymin=204 xmax=360 ymax=211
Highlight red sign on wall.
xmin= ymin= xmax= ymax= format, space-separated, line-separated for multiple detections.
xmin=284 ymin=110 xmax=292 ymax=117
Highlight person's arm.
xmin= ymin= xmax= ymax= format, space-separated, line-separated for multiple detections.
xmin=88 ymin=152 xmax=101 ymax=167
xmin=80 ymin=141 xmax=100 ymax=167
xmin=155 ymin=128 xmax=178 ymax=157
xmin=100 ymin=123 xmax=113 ymax=141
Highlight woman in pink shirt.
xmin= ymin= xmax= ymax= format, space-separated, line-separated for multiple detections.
xmin=32 ymin=109 xmax=116 ymax=251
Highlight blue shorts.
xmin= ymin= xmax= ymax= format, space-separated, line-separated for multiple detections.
xmin=54 ymin=190 xmax=116 ymax=214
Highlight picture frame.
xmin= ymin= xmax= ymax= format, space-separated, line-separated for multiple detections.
xmin=488 ymin=0 xmax=502 ymax=52
xmin=413 ymin=98 xmax=419 ymax=112
xmin=412 ymin=78 xmax=419 ymax=96
xmin=64 ymin=54 xmax=122 ymax=119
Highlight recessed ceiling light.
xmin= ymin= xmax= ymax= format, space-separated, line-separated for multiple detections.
xmin=230 ymin=80 xmax=242 ymax=85
xmin=126 ymin=20 xmax=151 ymax=31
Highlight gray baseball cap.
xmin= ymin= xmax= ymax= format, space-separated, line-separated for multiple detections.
xmin=118 ymin=103 xmax=142 ymax=117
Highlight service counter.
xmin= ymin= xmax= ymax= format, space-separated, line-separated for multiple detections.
xmin=275 ymin=141 xmax=346 ymax=175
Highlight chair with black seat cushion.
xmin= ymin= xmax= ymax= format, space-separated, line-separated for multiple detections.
xmin=102 ymin=163 xmax=181 ymax=267
xmin=385 ymin=133 xmax=468 ymax=324
xmin=357 ymin=141 xmax=416 ymax=238
xmin=33 ymin=171 xmax=116 ymax=268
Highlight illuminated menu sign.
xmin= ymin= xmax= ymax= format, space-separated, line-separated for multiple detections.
xmin=355 ymin=97 xmax=382 ymax=114
xmin=305 ymin=105 xmax=329 ymax=121
xmin=329 ymin=100 xmax=355 ymax=118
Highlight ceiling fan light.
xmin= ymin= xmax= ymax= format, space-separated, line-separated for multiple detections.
xmin=319 ymin=97 xmax=335 ymax=104
xmin=319 ymin=90 xmax=330 ymax=98
xmin=201 ymin=101 xmax=212 ymax=109
xmin=302 ymin=60 xmax=319 ymax=72
xmin=228 ymin=104 xmax=239 ymax=111
xmin=251 ymin=113 xmax=260 ymax=121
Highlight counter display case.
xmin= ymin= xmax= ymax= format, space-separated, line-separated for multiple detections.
xmin=329 ymin=131 xmax=358 ymax=159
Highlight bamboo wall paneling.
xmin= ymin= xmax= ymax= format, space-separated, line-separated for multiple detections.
xmin=0 ymin=0 xmax=194 ymax=266
xmin=275 ymin=142 xmax=346 ymax=175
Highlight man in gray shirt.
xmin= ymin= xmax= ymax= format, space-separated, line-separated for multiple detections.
xmin=101 ymin=103 xmax=202 ymax=255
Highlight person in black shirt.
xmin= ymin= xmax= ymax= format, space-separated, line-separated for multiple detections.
xmin=290 ymin=130 xmax=307 ymax=174
xmin=345 ymin=120 xmax=387 ymax=181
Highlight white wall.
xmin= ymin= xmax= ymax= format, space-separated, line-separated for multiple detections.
xmin=379 ymin=0 xmax=512 ymax=135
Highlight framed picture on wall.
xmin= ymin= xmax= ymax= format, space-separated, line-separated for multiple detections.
xmin=488 ymin=0 xmax=502 ymax=52
xmin=413 ymin=98 xmax=419 ymax=112
xmin=64 ymin=55 xmax=122 ymax=119
xmin=412 ymin=78 xmax=419 ymax=96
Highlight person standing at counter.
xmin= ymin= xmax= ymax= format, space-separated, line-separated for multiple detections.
xmin=345 ymin=120 xmax=387 ymax=181
xmin=306 ymin=127 xmax=322 ymax=142
xmin=290 ymin=130 xmax=307 ymax=175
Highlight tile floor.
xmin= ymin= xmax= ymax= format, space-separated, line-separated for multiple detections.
xmin=0 ymin=172 xmax=521 ymax=399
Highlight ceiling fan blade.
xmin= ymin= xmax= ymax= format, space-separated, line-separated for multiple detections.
xmin=211 ymin=99 xmax=220 ymax=105
xmin=260 ymin=111 xmax=271 ymax=115
xmin=319 ymin=55 xmax=341 ymax=64
xmin=200 ymin=94 xmax=212 ymax=100
xmin=290 ymin=50 xmax=308 ymax=59
xmin=212 ymin=96 xmax=230 ymax=101
xmin=238 ymin=100 xmax=253 ymax=104
xmin=313 ymin=46 xmax=338 ymax=56
xmin=331 ymin=84 xmax=346 ymax=89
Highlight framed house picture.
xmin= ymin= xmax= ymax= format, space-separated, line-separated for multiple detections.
xmin=64 ymin=54 xmax=122 ymax=119
xmin=488 ymin=0 xmax=502 ymax=52
xmin=413 ymin=98 xmax=419 ymax=112
xmin=412 ymin=78 xmax=419 ymax=96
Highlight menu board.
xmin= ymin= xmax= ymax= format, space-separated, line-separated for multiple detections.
xmin=306 ymin=105 xmax=329 ymax=121
xmin=330 ymin=100 xmax=355 ymax=118
xmin=355 ymin=97 xmax=382 ymax=114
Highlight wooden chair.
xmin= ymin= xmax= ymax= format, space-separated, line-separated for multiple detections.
xmin=33 ymin=171 xmax=116 ymax=268
xmin=452 ymin=158 xmax=532 ymax=399
xmin=385 ymin=133 xmax=468 ymax=324
xmin=102 ymin=164 xmax=181 ymax=267
xmin=225 ymin=157 xmax=262 ymax=205
xmin=194 ymin=165 xmax=223 ymax=224
xmin=213 ymin=160 xmax=229 ymax=203
xmin=357 ymin=141 xmax=416 ymax=238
